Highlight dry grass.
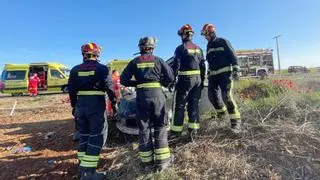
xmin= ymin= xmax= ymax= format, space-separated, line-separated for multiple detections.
xmin=0 ymin=77 xmax=319 ymax=179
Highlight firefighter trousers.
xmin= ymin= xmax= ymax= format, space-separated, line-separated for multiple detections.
xmin=74 ymin=96 xmax=108 ymax=173
xmin=171 ymin=76 xmax=201 ymax=133
xmin=208 ymin=72 xmax=241 ymax=121
xmin=136 ymin=89 xmax=171 ymax=166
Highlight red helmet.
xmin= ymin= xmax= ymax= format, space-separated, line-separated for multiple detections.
xmin=177 ymin=24 xmax=194 ymax=36
xmin=201 ymin=24 xmax=216 ymax=36
xmin=81 ymin=42 xmax=102 ymax=57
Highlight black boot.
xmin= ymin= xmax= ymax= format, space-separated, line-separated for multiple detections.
xmin=230 ymin=119 xmax=241 ymax=133
xmin=140 ymin=162 xmax=155 ymax=173
xmin=155 ymin=155 xmax=174 ymax=172
xmin=80 ymin=171 xmax=106 ymax=180
xmin=169 ymin=131 xmax=182 ymax=140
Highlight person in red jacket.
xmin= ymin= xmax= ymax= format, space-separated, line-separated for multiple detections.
xmin=38 ymin=71 xmax=45 ymax=88
xmin=29 ymin=73 xmax=40 ymax=97
xmin=106 ymin=70 xmax=121 ymax=118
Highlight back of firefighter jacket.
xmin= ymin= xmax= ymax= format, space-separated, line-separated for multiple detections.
xmin=120 ymin=54 xmax=174 ymax=94
xmin=206 ymin=37 xmax=238 ymax=71
xmin=68 ymin=60 xmax=116 ymax=107
xmin=172 ymin=41 xmax=206 ymax=82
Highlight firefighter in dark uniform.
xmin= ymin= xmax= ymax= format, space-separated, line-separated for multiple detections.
xmin=201 ymin=24 xmax=241 ymax=132
xmin=68 ymin=42 xmax=117 ymax=179
xmin=170 ymin=24 xmax=206 ymax=137
xmin=120 ymin=37 xmax=174 ymax=171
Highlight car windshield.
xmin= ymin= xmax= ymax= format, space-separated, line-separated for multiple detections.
xmin=60 ymin=68 xmax=70 ymax=76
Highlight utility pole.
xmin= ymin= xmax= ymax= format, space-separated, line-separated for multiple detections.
xmin=273 ymin=35 xmax=282 ymax=74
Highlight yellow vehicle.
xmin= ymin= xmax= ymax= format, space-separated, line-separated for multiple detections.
xmin=107 ymin=59 xmax=131 ymax=74
xmin=0 ymin=63 xmax=70 ymax=96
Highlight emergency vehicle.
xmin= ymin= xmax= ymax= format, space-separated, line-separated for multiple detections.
xmin=0 ymin=63 xmax=70 ymax=96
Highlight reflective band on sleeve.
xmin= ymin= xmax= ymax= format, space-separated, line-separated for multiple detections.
xmin=187 ymin=49 xmax=201 ymax=54
xmin=207 ymin=47 xmax=225 ymax=54
xmin=170 ymin=125 xmax=183 ymax=132
xmin=209 ymin=66 xmax=232 ymax=76
xmin=155 ymin=147 xmax=170 ymax=154
xmin=77 ymin=91 xmax=105 ymax=95
xmin=178 ymin=70 xmax=201 ymax=76
xmin=78 ymin=71 xmax=95 ymax=76
xmin=137 ymin=62 xmax=155 ymax=68
xmin=188 ymin=123 xmax=200 ymax=130
xmin=139 ymin=151 xmax=153 ymax=157
xmin=232 ymin=65 xmax=240 ymax=70
xmin=216 ymin=106 xmax=227 ymax=113
xmin=136 ymin=82 xmax=161 ymax=89
xmin=80 ymin=161 xmax=99 ymax=168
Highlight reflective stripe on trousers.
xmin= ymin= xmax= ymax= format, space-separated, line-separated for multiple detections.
xmin=139 ymin=150 xmax=153 ymax=163
xmin=137 ymin=82 xmax=161 ymax=89
xmin=155 ymin=147 xmax=170 ymax=161
xmin=77 ymin=91 xmax=105 ymax=96
xmin=178 ymin=70 xmax=201 ymax=76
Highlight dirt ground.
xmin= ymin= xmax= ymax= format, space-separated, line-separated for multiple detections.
xmin=0 ymin=94 xmax=79 ymax=179
xmin=0 ymin=84 xmax=320 ymax=179
xmin=0 ymin=94 xmax=138 ymax=180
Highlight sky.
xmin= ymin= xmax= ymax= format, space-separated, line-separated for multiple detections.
xmin=0 ymin=0 xmax=320 ymax=71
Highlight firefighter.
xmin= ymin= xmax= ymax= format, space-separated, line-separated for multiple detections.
xmin=68 ymin=42 xmax=117 ymax=179
xmin=120 ymin=37 xmax=174 ymax=171
xmin=28 ymin=73 xmax=40 ymax=97
xmin=169 ymin=24 xmax=206 ymax=138
xmin=201 ymin=23 xmax=241 ymax=132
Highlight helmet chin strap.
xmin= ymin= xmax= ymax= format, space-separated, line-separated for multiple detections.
xmin=182 ymin=34 xmax=193 ymax=43
xmin=210 ymin=32 xmax=217 ymax=41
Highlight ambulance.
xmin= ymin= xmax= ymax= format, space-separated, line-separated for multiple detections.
xmin=0 ymin=63 xmax=70 ymax=96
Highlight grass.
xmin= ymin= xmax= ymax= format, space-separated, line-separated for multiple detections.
xmin=114 ymin=77 xmax=320 ymax=179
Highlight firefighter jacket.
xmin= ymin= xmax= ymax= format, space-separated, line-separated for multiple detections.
xmin=68 ymin=60 xmax=116 ymax=108
xmin=172 ymin=41 xmax=206 ymax=83
xmin=120 ymin=53 xmax=174 ymax=89
xmin=206 ymin=37 xmax=239 ymax=76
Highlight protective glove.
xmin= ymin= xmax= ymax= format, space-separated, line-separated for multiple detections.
xmin=232 ymin=71 xmax=239 ymax=80
xmin=232 ymin=66 xmax=240 ymax=80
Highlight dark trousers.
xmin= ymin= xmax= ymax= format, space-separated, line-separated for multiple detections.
xmin=171 ymin=76 xmax=201 ymax=132
xmin=208 ymin=72 xmax=241 ymax=120
xmin=136 ymin=89 xmax=170 ymax=166
xmin=75 ymin=96 xmax=108 ymax=173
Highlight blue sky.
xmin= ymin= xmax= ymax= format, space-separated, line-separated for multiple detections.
xmin=1 ymin=0 xmax=319 ymax=70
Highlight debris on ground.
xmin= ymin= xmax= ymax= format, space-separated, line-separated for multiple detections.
xmin=44 ymin=132 xmax=56 ymax=140
xmin=14 ymin=146 xmax=32 ymax=154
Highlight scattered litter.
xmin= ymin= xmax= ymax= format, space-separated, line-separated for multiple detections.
xmin=14 ymin=146 xmax=32 ymax=153
xmin=50 ymin=171 xmax=68 ymax=175
xmin=45 ymin=132 xmax=56 ymax=140
xmin=0 ymin=146 xmax=12 ymax=151
xmin=47 ymin=160 xmax=55 ymax=164
xmin=10 ymin=100 xmax=18 ymax=117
